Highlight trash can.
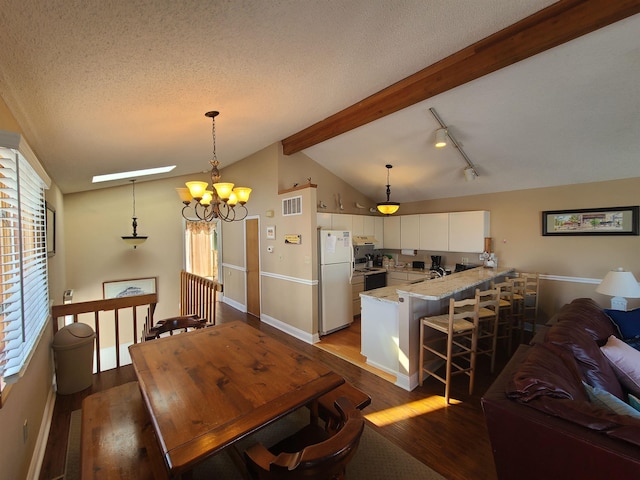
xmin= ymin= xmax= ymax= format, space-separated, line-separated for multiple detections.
xmin=52 ymin=323 xmax=96 ymax=395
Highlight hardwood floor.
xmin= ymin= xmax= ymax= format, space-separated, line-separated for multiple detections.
xmin=39 ymin=303 xmax=517 ymax=480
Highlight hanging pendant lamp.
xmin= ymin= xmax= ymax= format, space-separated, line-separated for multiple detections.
xmin=122 ymin=179 xmax=148 ymax=248
xmin=376 ymin=164 xmax=400 ymax=215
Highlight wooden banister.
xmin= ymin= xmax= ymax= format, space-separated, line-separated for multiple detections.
xmin=51 ymin=293 xmax=157 ymax=373
xmin=180 ymin=271 xmax=219 ymax=325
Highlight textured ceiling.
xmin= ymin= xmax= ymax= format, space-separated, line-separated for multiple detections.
xmin=1 ymin=1 xmax=638 ymax=202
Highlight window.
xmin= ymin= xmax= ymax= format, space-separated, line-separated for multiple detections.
xmin=184 ymin=220 xmax=218 ymax=281
xmin=0 ymin=133 xmax=50 ymax=402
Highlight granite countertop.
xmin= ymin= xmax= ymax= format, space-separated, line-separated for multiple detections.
xmin=360 ymin=266 xmax=514 ymax=304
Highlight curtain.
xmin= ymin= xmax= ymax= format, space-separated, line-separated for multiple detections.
xmin=185 ymin=221 xmax=217 ymax=280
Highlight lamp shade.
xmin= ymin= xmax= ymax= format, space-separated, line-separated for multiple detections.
xmin=376 ymin=202 xmax=400 ymax=215
xmin=596 ymin=268 xmax=640 ymax=310
xmin=186 ymin=181 xmax=208 ymax=200
xmin=212 ymin=182 xmax=235 ymax=201
xmin=596 ymin=268 xmax=640 ymax=297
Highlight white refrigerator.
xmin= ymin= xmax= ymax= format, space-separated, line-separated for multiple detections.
xmin=319 ymin=229 xmax=354 ymax=335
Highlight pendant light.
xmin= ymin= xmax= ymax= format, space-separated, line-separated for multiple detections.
xmin=376 ymin=164 xmax=400 ymax=215
xmin=177 ymin=111 xmax=252 ymax=222
xmin=122 ymin=179 xmax=148 ymax=248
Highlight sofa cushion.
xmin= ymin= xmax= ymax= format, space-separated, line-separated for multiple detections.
xmin=605 ymin=307 xmax=640 ymax=340
xmin=555 ymin=298 xmax=617 ymax=342
xmin=546 ymin=321 xmax=625 ymax=400
xmin=507 ymin=342 xmax=588 ymax=403
xmin=601 ymin=335 xmax=640 ymax=397
xmin=582 ymin=382 xmax=640 ymax=418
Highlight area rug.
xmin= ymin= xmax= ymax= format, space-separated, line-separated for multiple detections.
xmin=65 ymin=407 xmax=444 ymax=479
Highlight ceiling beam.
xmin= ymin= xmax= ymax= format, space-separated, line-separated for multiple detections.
xmin=282 ymin=0 xmax=640 ymax=155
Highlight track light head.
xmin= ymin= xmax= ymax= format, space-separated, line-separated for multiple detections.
xmin=435 ymin=128 xmax=448 ymax=148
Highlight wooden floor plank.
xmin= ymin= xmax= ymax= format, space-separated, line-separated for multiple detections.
xmin=40 ymin=302 xmax=516 ymax=480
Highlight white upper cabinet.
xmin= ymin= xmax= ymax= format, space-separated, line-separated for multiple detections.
xmin=373 ymin=217 xmax=384 ymax=249
xmin=351 ymin=215 xmax=365 ymax=236
xmin=419 ymin=213 xmax=449 ymax=251
xmin=331 ymin=213 xmax=353 ymax=232
xmin=362 ymin=216 xmax=375 ymax=236
xmin=317 ymin=213 xmax=332 ymax=229
xmin=400 ymin=215 xmax=420 ymax=249
xmin=383 ymin=215 xmax=401 ymax=249
xmin=448 ymin=211 xmax=490 ymax=252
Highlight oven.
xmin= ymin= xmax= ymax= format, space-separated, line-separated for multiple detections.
xmin=364 ymin=271 xmax=387 ymax=291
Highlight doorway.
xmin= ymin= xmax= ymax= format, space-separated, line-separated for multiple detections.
xmin=245 ymin=217 xmax=260 ymax=317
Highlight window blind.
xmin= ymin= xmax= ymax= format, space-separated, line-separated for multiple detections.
xmin=0 ymin=144 xmax=49 ymax=385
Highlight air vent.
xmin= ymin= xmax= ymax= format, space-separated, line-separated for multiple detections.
xmin=282 ymin=195 xmax=302 ymax=216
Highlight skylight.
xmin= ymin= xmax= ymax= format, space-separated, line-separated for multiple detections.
xmin=92 ymin=165 xmax=176 ymax=183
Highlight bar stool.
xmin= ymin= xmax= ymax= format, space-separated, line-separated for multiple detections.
xmin=508 ymin=277 xmax=527 ymax=344
xmin=491 ymin=280 xmax=516 ymax=353
xmin=521 ymin=272 xmax=540 ymax=333
xmin=472 ymin=288 xmax=500 ymax=373
xmin=419 ymin=292 xmax=480 ymax=405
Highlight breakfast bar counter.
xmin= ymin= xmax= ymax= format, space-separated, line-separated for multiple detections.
xmin=360 ymin=266 xmax=514 ymax=390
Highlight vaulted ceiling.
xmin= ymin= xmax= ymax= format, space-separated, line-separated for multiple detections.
xmin=0 ymin=1 xmax=639 ymax=202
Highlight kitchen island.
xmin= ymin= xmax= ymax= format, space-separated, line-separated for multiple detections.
xmin=360 ymin=266 xmax=514 ymax=391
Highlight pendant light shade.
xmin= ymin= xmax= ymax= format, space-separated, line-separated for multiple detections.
xmin=122 ymin=179 xmax=148 ymax=248
xmin=376 ymin=164 xmax=400 ymax=215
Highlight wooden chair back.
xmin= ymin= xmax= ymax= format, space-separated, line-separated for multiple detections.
xmin=143 ymin=314 xmax=207 ymax=341
xmin=245 ymin=397 xmax=365 ymax=480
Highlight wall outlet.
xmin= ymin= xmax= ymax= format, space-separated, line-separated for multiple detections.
xmin=461 ymin=257 xmax=469 ymax=265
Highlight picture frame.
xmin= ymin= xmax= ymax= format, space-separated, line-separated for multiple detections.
xmin=46 ymin=202 xmax=56 ymax=257
xmin=542 ymin=206 xmax=639 ymax=236
xmin=266 ymin=225 xmax=276 ymax=240
xmin=103 ymin=277 xmax=157 ymax=299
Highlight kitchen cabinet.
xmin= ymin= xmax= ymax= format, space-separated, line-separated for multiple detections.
xmin=419 ymin=213 xmax=449 ymax=251
xmin=351 ymin=274 xmax=364 ymax=316
xmin=362 ymin=216 xmax=375 ymax=236
xmin=400 ymin=215 xmax=420 ymax=249
xmin=383 ymin=216 xmax=401 ymax=249
xmin=449 ymin=211 xmax=490 ymax=252
xmin=317 ymin=213 xmax=332 ymax=229
xmin=351 ymin=215 xmax=365 ymax=236
xmin=373 ymin=217 xmax=384 ymax=249
xmin=387 ymin=271 xmax=408 ymax=286
xmin=331 ymin=213 xmax=353 ymax=232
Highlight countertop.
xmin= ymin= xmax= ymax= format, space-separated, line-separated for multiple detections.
xmin=361 ymin=266 xmax=514 ymax=304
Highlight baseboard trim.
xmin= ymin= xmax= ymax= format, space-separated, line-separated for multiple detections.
xmin=31 ymin=383 xmax=56 ymax=480
xmin=260 ymin=314 xmax=316 ymax=344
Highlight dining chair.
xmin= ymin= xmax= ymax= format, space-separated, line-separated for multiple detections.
xmin=143 ymin=314 xmax=207 ymax=341
xmin=419 ymin=292 xmax=480 ymax=405
xmin=311 ymin=382 xmax=371 ymax=435
xmin=244 ymin=397 xmax=365 ymax=480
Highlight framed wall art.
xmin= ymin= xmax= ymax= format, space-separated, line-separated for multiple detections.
xmin=103 ymin=277 xmax=157 ymax=299
xmin=542 ymin=206 xmax=639 ymax=236
xmin=266 ymin=225 xmax=276 ymax=240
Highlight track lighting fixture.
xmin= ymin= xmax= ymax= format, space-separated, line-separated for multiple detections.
xmin=429 ymin=107 xmax=479 ymax=180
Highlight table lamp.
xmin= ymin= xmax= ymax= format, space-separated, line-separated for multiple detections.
xmin=596 ymin=267 xmax=640 ymax=310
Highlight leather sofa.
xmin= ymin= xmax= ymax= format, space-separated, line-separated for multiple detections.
xmin=482 ymin=298 xmax=640 ymax=479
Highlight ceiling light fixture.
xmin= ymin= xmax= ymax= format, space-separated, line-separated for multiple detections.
xmin=464 ymin=166 xmax=477 ymax=182
xmin=121 ymin=179 xmax=147 ymax=248
xmin=435 ymin=128 xmax=448 ymax=148
xmin=177 ymin=111 xmax=251 ymax=223
xmin=429 ymin=107 xmax=479 ymax=180
xmin=376 ymin=164 xmax=400 ymax=215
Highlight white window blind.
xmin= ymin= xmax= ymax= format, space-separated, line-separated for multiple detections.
xmin=0 ymin=144 xmax=49 ymax=386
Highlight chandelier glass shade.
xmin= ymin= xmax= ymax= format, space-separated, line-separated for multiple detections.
xmin=178 ymin=111 xmax=251 ymax=222
xmin=376 ymin=164 xmax=400 ymax=215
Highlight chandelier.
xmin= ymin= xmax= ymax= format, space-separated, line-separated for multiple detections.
xmin=177 ymin=111 xmax=251 ymax=222
xmin=376 ymin=164 xmax=400 ymax=215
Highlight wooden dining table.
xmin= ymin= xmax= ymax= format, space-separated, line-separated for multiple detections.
xmin=129 ymin=321 xmax=344 ymax=478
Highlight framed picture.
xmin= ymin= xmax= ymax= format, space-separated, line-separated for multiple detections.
xmin=266 ymin=225 xmax=276 ymax=240
xmin=542 ymin=206 xmax=639 ymax=236
xmin=103 ymin=277 xmax=157 ymax=299
xmin=46 ymin=202 xmax=55 ymax=257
